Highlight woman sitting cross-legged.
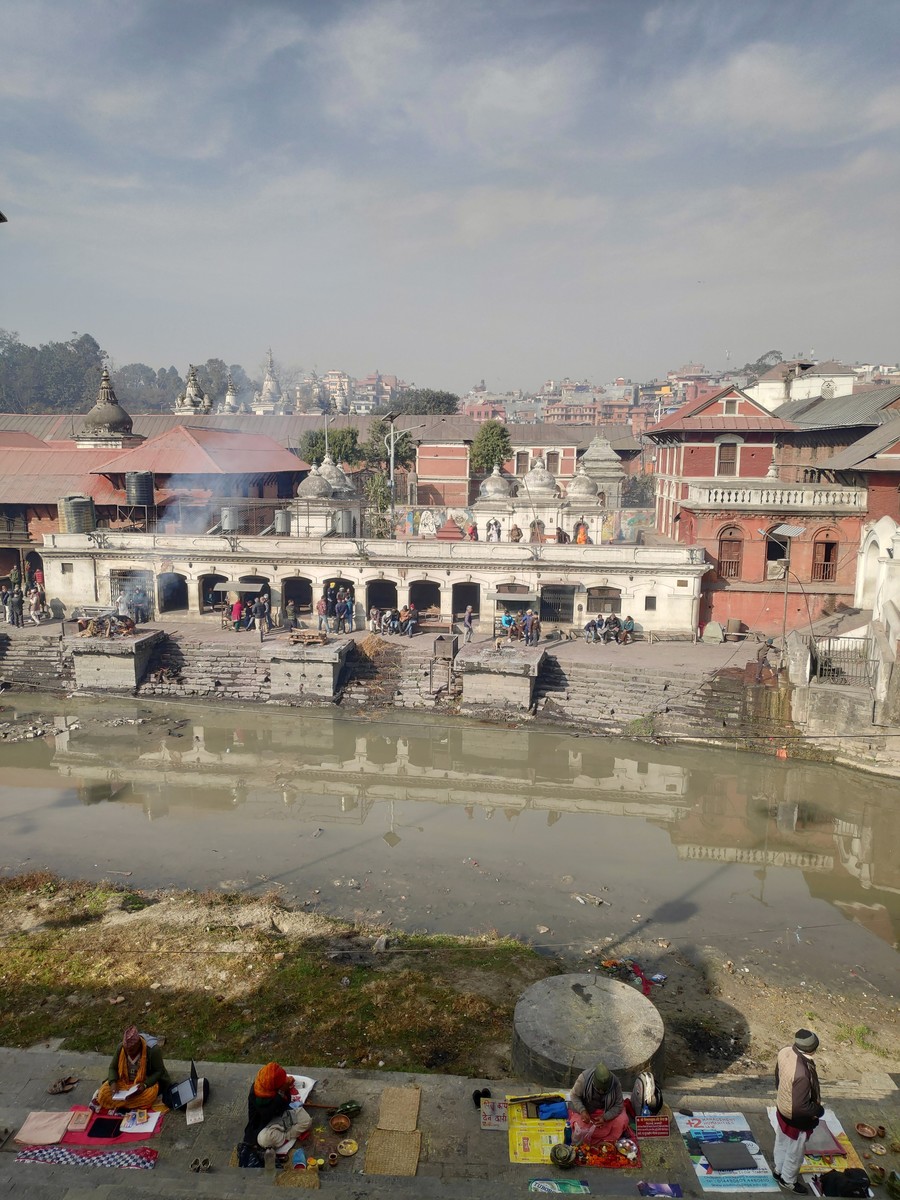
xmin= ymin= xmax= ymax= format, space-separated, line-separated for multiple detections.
xmin=95 ymin=1023 xmax=171 ymax=1111
xmin=244 ymin=1062 xmax=312 ymax=1149
xmin=567 ymin=1061 xmax=630 ymax=1146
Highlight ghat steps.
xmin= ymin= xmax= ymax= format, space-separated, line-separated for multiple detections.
xmin=0 ymin=631 xmax=74 ymax=690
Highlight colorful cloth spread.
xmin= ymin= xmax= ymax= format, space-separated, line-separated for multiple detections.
xmin=62 ymin=1105 xmax=166 ymax=1146
xmin=765 ymin=1108 xmax=865 ymax=1175
xmin=15 ymin=1144 xmax=158 ymax=1169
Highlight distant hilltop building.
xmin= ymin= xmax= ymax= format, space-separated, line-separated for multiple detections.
xmin=251 ymin=349 xmax=286 ymax=415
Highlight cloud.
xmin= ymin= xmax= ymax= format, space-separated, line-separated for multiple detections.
xmin=656 ymin=41 xmax=900 ymax=143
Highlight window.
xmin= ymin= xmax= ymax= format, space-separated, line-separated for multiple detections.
xmin=717 ymin=442 xmax=738 ymax=476
xmin=61 ymin=562 xmax=73 ymax=575
xmin=723 ymin=398 xmax=737 ymax=415
xmin=586 ymin=586 xmax=622 ymax=614
xmin=644 ymin=596 xmax=657 ymax=611
xmin=717 ymin=528 xmax=743 ymax=579
xmin=515 ymin=451 xmax=529 ymax=475
xmin=545 ymin=451 xmax=560 ymax=473
xmin=813 ymin=537 xmax=837 ymax=582
xmin=765 ymin=531 xmax=788 ymax=579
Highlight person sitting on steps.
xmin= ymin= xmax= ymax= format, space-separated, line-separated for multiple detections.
xmin=95 ymin=1024 xmax=171 ymax=1112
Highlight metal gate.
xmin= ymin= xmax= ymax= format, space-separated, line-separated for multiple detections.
xmin=109 ymin=569 xmax=155 ymax=618
xmin=539 ymin=585 xmax=576 ymax=624
xmin=812 ymin=635 xmax=877 ymax=687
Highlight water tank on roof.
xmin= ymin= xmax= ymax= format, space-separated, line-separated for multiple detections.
xmin=332 ymin=509 xmax=353 ymax=536
xmin=274 ymin=509 xmax=292 ymax=535
xmin=125 ymin=471 xmax=154 ymax=506
xmin=221 ymin=507 xmax=239 ymax=533
xmin=59 ymin=495 xmax=96 ymax=534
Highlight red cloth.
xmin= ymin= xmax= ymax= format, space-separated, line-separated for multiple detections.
xmin=62 ymin=1106 xmax=166 ymax=1146
xmin=776 ymin=1111 xmax=805 ymax=1140
xmin=569 ymin=1107 xmax=631 ymax=1147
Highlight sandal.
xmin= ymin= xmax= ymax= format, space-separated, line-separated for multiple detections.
xmin=47 ymin=1078 xmax=78 ymax=1094
xmin=200 ymin=1158 xmax=211 ymax=1172
xmin=189 ymin=1158 xmax=201 ymax=1173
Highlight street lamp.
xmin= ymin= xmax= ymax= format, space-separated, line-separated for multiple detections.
xmin=382 ymin=414 xmax=431 ymax=538
xmin=768 ymin=520 xmax=801 ymax=662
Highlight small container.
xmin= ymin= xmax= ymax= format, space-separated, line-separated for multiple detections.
xmin=330 ymin=1113 xmax=352 ymax=1133
xmin=877 ymin=1126 xmax=887 ymax=1138
xmin=328 ymin=1152 xmax=339 ymax=1168
xmin=264 ymin=1147 xmax=276 ymax=1173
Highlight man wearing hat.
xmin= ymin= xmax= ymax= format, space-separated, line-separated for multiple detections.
xmin=773 ymin=1029 xmax=824 ymax=1194
xmin=567 ymin=1060 xmax=629 ymax=1146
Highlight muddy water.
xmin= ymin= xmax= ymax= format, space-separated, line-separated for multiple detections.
xmin=0 ymin=694 xmax=897 ymax=993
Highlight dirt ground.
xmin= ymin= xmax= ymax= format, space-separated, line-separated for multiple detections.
xmin=0 ymin=875 xmax=896 ymax=1086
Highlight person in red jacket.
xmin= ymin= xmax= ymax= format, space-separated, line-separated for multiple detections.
xmin=773 ymin=1029 xmax=824 ymax=1194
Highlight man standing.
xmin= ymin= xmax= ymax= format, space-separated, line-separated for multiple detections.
xmin=316 ymin=595 xmax=328 ymax=632
xmin=462 ymin=605 xmax=475 ymax=644
xmin=773 ymin=1029 xmax=823 ymax=1194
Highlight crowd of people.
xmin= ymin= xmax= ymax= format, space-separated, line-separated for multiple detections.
xmin=230 ymin=594 xmax=276 ymax=633
xmin=497 ymin=608 xmax=542 ymax=647
xmin=115 ymin=586 xmax=151 ymax=624
xmin=1 ymin=563 xmax=49 ymax=626
xmin=583 ymin=614 xmax=635 ymax=644
xmin=369 ymin=603 xmax=419 ymax=636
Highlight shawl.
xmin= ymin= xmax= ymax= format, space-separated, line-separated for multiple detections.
xmin=118 ymin=1039 xmax=148 ymax=1086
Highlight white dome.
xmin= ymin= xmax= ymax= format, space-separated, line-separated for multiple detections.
xmin=296 ymin=465 xmax=333 ymax=499
xmin=566 ymin=465 xmax=599 ymax=498
xmin=479 ymin=463 xmax=512 ymax=499
xmin=522 ymin=456 xmax=558 ymax=496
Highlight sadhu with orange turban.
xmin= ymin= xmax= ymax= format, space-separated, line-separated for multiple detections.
xmin=242 ymin=1062 xmax=312 ymax=1150
xmin=95 ymin=1024 xmax=171 ymax=1111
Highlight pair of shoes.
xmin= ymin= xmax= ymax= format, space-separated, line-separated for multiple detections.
xmin=776 ymin=1177 xmax=808 ymax=1195
xmin=471 ymin=1087 xmax=493 ymax=1108
xmin=190 ymin=1158 xmax=201 ymax=1172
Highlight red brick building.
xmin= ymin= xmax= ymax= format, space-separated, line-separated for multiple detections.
xmin=646 ymin=386 xmax=868 ymax=634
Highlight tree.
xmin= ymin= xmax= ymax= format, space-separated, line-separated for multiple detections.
xmin=363 ymin=472 xmax=392 ymax=539
xmin=196 ymin=358 xmax=229 ymax=405
xmin=622 ymin=474 xmax=656 ymax=508
xmin=741 ymin=349 xmax=783 ymax=379
xmin=298 ymin=427 xmax=362 ymax=466
xmin=391 ymin=388 xmax=459 ymax=415
xmin=470 ymin=419 xmax=512 ymax=473
xmin=360 ymin=418 xmax=417 ymax=471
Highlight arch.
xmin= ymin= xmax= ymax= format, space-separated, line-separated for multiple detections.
xmin=0 ymin=548 xmax=20 ymax=584
xmin=717 ymin=525 xmax=743 ymax=579
xmin=157 ymin=571 xmax=188 ymax=613
xmin=452 ymin=581 xmax=480 ymax=617
xmin=860 ymin=538 xmax=881 ymax=608
xmin=366 ymin=578 xmax=398 ymax=611
xmin=409 ymin=579 xmax=441 ymax=611
xmin=24 ymin=549 xmax=43 ymax=587
xmin=198 ymin=572 xmax=228 ymax=613
xmin=281 ymin=576 xmax=313 ymax=612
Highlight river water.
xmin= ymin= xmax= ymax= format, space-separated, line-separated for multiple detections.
xmin=0 ymin=694 xmax=897 ymax=994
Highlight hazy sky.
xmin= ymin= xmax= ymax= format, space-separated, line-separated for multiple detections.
xmin=2 ymin=0 xmax=899 ymax=393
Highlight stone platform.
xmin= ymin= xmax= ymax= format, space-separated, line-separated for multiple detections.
xmin=511 ymin=973 xmax=665 ymax=1088
xmin=64 ymin=630 xmax=164 ymax=692
xmin=458 ymin=643 xmax=546 ymax=712
xmin=260 ymin=636 xmax=354 ymax=700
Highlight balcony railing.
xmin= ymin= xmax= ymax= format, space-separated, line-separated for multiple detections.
xmin=812 ymin=560 xmax=838 ymax=582
xmin=685 ymin=482 xmax=866 ymax=511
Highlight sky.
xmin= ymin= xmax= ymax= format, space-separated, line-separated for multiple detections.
xmin=1 ymin=0 xmax=899 ymax=394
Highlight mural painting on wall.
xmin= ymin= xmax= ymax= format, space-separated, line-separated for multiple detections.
xmin=393 ymin=507 xmax=476 ymax=540
xmin=600 ymin=508 xmax=655 ymax=543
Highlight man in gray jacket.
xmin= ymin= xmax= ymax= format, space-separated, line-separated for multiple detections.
xmin=773 ymin=1029 xmax=823 ymax=1194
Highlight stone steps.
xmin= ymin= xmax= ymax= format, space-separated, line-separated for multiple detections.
xmin=0 ymin=632 xmax=73 ymax=688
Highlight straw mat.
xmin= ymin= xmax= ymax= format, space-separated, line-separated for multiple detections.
xmin=377 ymin=1086 xmax=421 ymax=1132
xmin=364 ymin=1128 xmax=421 ymax=1176
xmin=275 ymin=1166 xmax=320 ymax=1188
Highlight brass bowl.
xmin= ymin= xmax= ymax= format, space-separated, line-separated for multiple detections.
xmin=330 ymin=1113 xmax=352 ymax=1133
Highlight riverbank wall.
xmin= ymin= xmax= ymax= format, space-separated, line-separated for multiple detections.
xmin=2 ymin=627 xmax=899 ymax=776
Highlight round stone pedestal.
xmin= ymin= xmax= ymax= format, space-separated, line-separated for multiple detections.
xmin=511 ymin=973 xmax=665 ymax=1089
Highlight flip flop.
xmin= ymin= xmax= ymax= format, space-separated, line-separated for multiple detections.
xmin=47 ymin=1078 xmax=77 ymax=1094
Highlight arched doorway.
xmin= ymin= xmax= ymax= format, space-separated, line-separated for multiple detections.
xmin=24 ymin=550 xmax=43 ymax=588
xmin=366 ymin=579 xmax=398 ymax=611
xmin=452 ymin=581 xmax=479 ymax=617
xmin=157 ymin=572 xmax=188 ymax=613
xmin=0 ymin=548 xmax=20 ymax=584
xmin=281 ymin=577 xmax=313 ymax=613
xmin=323 ymin=577 xmax=358 ymax=628
xmin=409 ymin=579 xmax=441 ymax=612
xmin=198 ymin=572 xmax=228 ymax=613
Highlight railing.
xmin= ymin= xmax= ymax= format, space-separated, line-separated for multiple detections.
xmin=810 ymin=635 xmax=878 ymax=689
xmin=811 ymin=560 xmax=837 ymax=582
xmin=686 ymin=482 xmax=867 ymax=510
xmin=718 ymin=557 xmax=741 ymax=579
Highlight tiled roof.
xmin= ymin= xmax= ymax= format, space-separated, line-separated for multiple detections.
xmin=92 ymin=426 xmax=308 ymax=476
xmin=818 ymin=415 xmax=900 ymax=471
xmin=773 ymin=385 xmax=900 ymax=428
xmin=0 ymin=473 xmax=119 ymax=504
xmin=646 ymin=387 xmax=795 ymax=435
xmin=0 ymin=411 xmax=640 ymax=454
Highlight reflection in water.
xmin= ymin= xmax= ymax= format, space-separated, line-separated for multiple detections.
xmin=0 ymin=697 xmax=898 ymax=968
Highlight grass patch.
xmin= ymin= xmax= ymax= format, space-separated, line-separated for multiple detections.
xmin=0 ymin=873 xmax=557 ymax=1076
xmin=834 ymin=1023 xmax=887 ymax=1056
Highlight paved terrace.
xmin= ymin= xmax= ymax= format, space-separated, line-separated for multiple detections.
xmin=0 ymin=1045 xmax=896 ymax=1200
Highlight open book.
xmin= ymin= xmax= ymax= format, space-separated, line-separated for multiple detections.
xmin=112 ymin=1084 xmax=140 ymax=1101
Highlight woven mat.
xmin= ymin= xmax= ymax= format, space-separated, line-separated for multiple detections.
xmin=377 ymin=1086 xmax=421 ymax=1131
xmin=364 ymin=1127 xmax=421 ymax=1176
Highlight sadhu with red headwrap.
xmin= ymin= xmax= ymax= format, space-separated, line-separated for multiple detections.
xmin=242 ymin=1062 xmax=312 ymax=1150
xmin=95 ymin=1024 xmax=171 ymax=1111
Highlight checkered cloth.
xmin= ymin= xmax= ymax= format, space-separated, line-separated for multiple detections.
xmin=15 ymin=1144 xmax=158 ymax=1168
